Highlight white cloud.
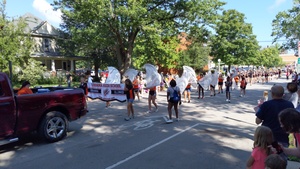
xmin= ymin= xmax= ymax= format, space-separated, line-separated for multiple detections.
xmin=269 ymin=0 xmax=287 ymax=11
xmin=32 ymin=0 xmax=62 ymax=25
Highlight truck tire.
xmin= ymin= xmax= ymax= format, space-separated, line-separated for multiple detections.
xmin=39 ymin=111 xmax=68 ymax=142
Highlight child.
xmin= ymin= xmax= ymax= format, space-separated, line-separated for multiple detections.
xmin=225 ymin=76 xmax=232 ymax=103
xmin=79 ymin=76 xmax=88 ymax=99
xmin=264 ymin=154 xmax=287 ymax=169
xmin=124 ymin=79 xmax=135 ymax=121
xmin=246 ymin=126 xmax=273 ymax=169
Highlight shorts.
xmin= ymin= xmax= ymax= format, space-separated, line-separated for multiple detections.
xmin=134 ymin=88 xmax=139 ymax=92
xmin=210 ymin=85 xmax=215 ymax=88
xmin=218 ymin=82 xmax=223 ymax=86
xmin=185 ymin=88 xmax=191 ymax=92
xmin=127 ymin=99 xmax=134 ymax=103
xmin=240 ymin=86 xmax=246 ymax=90
xmin=149 ymin=90 xmax=156 ymax=96
xmin=169 ymin=98 xmax=179 ymax=104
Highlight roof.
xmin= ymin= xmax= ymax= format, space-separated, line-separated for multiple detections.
xmin=15 ymin=13 xmax=60 ymax=36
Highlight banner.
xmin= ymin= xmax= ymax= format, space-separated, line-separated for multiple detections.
xmin=87 ymin=83 xmax=126 ymax=102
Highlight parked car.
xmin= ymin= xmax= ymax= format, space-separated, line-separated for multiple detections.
xmin=0 ymin=72 xmax=88 ymax=145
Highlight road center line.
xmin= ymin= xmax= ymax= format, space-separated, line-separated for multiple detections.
xmin=105 ymin=123 xmax=200 ymax=169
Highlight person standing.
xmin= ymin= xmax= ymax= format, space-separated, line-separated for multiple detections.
xmin=239 ymin=76 xmax=247 ymax=97
xmin=225 ymin=76 xmax=232 ymax=103
xmin=210 ymin=70 xmax=217 ymax=96
xmin=283 ymin=82 xmax=298 ymax=108
xmin=197 ymin=73 xmax=204 ymax=99
xmin=66 ymin=71 xmax=72 ymax=87
xmin=255 ymin=85 xmax=294 ymax=147
xmin=147 ymin=86 xmax=158 ymax=113
xmin=132 ymin=75 xmax=140 ymax=101
xmin=184 ymin=83 xmax=191 ymax=103
xmin=246 ymin=126 xmax=273 ymax=169
xmin=166 ymin=79 xmax=181 ymax=123
xmin=217 ymin=73 xmax=224 ymax=94
xmin=79 ymin=76 xmax=88 ymax=99
xmin=124 ymin=79 xmax=135 ymax=121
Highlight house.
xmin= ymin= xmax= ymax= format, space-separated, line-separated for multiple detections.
xmin=20 ymin=13 xmax=85 ymax=73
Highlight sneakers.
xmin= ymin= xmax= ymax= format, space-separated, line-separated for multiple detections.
xmin=146 ymin=110 xmax=152 ymax=113
xmin=124 ymin=117 xmax=131 ymax=121
xmin=226 ymin=99 xmax=229 ymax=102
xmin=166 ymin=119 xmax=173 ymax=123
xmin=175 ymin=118 xmax=179 ymax=122
xmin=155 ymin=107 xmax=159 ymax=112
xmin=188 ymin=100 xmax=190 ymax=103
xmin=228 ymin=100 xmax=230 ymax=103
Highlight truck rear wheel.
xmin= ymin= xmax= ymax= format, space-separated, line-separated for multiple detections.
xmin=39 ymin=111 xmax=68 ymax=142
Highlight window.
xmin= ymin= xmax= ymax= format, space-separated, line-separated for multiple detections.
xmin=44 ymin=38 xmax=50 ymax=52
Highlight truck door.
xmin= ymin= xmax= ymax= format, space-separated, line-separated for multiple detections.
xmin=0 ymin=75 xmax=16 ymax=139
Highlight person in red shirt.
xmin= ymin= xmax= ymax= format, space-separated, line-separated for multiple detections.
xmin=17 ymin=81 xmax=33 ymax=95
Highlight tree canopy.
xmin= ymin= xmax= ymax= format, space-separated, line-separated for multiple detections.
xmin=272 ymin=0 xmax=300 ymax=51
xmin=0 ymin=0 xmax=32 ymax=72
xmin=53 ymin=0 xmax=225 ymax=73
xmin=209 ymin=9 xmax=259 ymax=70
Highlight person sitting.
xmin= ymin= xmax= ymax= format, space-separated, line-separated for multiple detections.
xmin=17 ymin=81 xmax=33 ymax=95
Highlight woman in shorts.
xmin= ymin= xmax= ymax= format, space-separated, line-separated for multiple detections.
xmin=167 ymin=79 xmax=181 ymax=123
xmin=147 ymin=86 xmax=158 ymax=113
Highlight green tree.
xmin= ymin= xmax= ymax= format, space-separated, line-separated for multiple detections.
xmin=209 ymin=9 xmax=259 ymax=71
xmin=0 ymin=0 xmax=33 ymax=73
xmin=258 ymin=46 xmax=283 ymax=68
xmin=53 ymin=0 xmax=225 ymax=73
xmin=272 ymin=0 xmax=300 ymax=51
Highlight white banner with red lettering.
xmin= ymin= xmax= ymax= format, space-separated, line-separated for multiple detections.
xmin=87 ymin=83 xmax=126 ymax=102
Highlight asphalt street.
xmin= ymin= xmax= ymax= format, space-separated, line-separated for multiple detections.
xmin=0 ymin=76 xmax=299 ymax=169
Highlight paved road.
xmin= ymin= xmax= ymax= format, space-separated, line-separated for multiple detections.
xmin=0 ymin=77 xmax=299 ymax=169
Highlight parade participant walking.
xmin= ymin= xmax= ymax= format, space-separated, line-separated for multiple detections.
xmin=184 ymin=83 xmax=191 ymax=103
xmin=246 ymin=126 xmax=273 ymax=169
xmin=197 ymin=73 xmax=204 ymax=99
xmin=240 ymin=76 xmax=247 ymax=97
xmin=255 ymin=85 xmax=294 ymax=147
xmin=124 ymin=79 xmax=135 ymax=121
xmin=167 ymin=79 xmax=181 ymax=123
xmin=132 ymin=75 xmax=141 ymax=101
xmin=225 ymin=76 xmax=232 ymax=103
xmin=210 ymin=70 xmax=217 ymax=96
xmin=147 ymin=86 xmax=158 ymax=113
xmin=79 ymin=76 xmax=88 ymax=99
xmin=217 ymin=74 xmax=224 ymax=94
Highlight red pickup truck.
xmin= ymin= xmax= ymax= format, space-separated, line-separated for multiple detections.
xmin=0 ymin=73 xmax=88 ymax=145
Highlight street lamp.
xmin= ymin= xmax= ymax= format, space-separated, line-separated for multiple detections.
xmin=218 ymin=59 xmax=221 ymax=73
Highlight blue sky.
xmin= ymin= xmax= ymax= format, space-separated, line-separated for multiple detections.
xmin=5 ymin=0 xmax=294 ymax=49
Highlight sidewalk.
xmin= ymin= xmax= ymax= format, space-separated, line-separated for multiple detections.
xmin=288 ymin=160 xmax=300 ymax=169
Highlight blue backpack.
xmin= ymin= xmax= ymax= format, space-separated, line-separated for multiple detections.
xmin=172 ymin=88 xmax=180 ymax=101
